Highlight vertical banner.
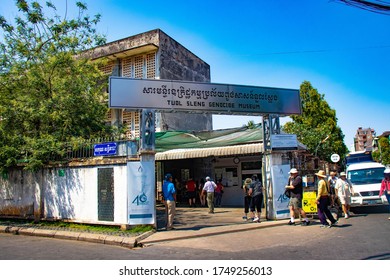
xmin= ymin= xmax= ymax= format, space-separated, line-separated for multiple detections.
xmin=128 ymin=161 xmax=155 ymax=225
xmin=271 ymin=164 xmax=291 ymax=219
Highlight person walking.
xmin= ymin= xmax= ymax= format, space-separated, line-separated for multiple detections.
xmin=214 ymin=179 xmax=224 ymax=207
xmin=185 ymin=177 xmax=197 ymax=207
xmin=315 ymin=170 xmax=338 ymax=228
xmin=162 ymin=173 xmax=176 ymax=230
xmin=198 ymin=178 xmax=206 ymax=207
xmin=202 ymin=176 xmax=217 ymax=214
xmin=335 ymin=172 xmax=353 ymax=219
xmin=379 ymin=168 xmax=390 ymax=220
xmin=285 ymin=168 xmax=310 ymax=226
xmin=328 ymin=171 xmax=338 ymax=206
xmin=248 ymin=175 xmax=263 ymax=223
xmin=242 ymin=177 xmax=252 ymax=221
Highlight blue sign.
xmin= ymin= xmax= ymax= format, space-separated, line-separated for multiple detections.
xmin=94 ymin=142 xmax=117 ymax=156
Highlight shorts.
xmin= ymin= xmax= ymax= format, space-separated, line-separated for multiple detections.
xmin=288 ymin=197 xmax=302 ymax=209
xmin=187 ymin=191 xmax=196 ymax=199
xmin=338 ymin=195 xmax=351 ymax=205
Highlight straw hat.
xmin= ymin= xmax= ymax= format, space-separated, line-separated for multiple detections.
xmin=340 ymin=172 xmax=346 ymax=177
xmin=315 ymin=170 xmax=327 ymax=178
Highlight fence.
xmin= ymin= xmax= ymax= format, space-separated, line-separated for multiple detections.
xmin=51 ymin=138 xmax=139 ymax=162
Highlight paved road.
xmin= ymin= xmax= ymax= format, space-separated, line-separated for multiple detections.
xmin=147 ymin=206 xmax=390 ymax=260
xmin=0 ymin=206 xmax=389 ymax=260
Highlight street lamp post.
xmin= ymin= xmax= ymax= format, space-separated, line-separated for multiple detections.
xmin=315 ymin=135 xmax=330 ymax=157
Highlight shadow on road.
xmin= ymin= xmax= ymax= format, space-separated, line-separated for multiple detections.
xmin=362 ymin=252 xmax=390 ymax=260
xmin=351 ymin=205 xmax=389 ymax=214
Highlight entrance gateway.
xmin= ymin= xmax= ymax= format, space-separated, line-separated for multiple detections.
xmin=109 ymin=77 xmax=302 ymax=225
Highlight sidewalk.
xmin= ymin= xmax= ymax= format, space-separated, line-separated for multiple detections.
xmin=143 ymin=206 xmax=287 ymax=246
xmin=0 ymin=206 xmax=288 ymax=249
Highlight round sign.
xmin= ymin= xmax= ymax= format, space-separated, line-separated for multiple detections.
xmin=331 ymin=154 xmax=340 ymax=163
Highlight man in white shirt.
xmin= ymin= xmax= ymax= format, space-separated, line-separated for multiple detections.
xmin=203 ymin=176 xmax=217 ymax=214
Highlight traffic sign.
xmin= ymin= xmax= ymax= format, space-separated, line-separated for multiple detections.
xmin=331 ymin=153 xmax=340 ymax=163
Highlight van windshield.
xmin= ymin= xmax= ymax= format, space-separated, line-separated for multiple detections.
xmin=347 ymin=167 xmax=385 ymax=185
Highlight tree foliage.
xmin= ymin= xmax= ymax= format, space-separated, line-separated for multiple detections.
xmin=372 ymin=137 xmax=390 ymax=165
xmin=0 ymin=0 xmax=109 ymax=171
xmin=283 ymin=81 xmax=348 ymax=162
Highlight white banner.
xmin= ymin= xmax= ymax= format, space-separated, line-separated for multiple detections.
xmin=271 ymin=164 xmax=291 ymax=219
xmin=128 ymin=161 xmax=155 ymax=225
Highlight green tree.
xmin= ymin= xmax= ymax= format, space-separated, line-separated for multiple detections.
xmin=0 ymin=0 xmax=109 ymax=171
xmin=246 ymin=120 xmax=256 ymax=129
xmin=372 ymin=137 xmax=390 ymax=165
xmin=283 ymin=81 xmax=348 ymax=162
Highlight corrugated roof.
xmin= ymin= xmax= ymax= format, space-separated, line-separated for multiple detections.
xmin=155 ymin=125 xmax=262 ymax=152
xmin=153 ymin=125 xmax=306 ymax=160
xmin=155 ymin=143 xmax=263 ymax=161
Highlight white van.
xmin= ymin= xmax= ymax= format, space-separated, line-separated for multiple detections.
xmin=347 ymin=161 xmax=388 ymax=207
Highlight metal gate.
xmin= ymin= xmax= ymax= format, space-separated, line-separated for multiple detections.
xmin=98 ymin=168 xmax=114 ymax=221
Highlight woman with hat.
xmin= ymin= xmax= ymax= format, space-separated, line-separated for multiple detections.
xmin=242 ymin=177 xmax=253 ymax=220
xmin=335 ymin=172 xmax=353 ymax=219
xmin=316 ymin=170 xmax=338 ymax=228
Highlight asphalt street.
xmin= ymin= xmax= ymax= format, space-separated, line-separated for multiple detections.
xmin=0 ymin=205 xmax=389 ymax=260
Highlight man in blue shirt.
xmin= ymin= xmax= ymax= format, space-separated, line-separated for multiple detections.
xmin=162 ymin=173 xmax=176 ymax=230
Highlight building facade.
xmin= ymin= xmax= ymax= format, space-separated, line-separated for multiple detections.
xmin=0 ymin=29 xmax=309 ymax=225
xmin=354 ymin=127 xmax=376 ymax=151
xmin=86 ymin=29 xmax=213 ymax=138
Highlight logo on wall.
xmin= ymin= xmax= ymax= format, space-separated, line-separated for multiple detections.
xmin=132 ymin=192 xmax=149 ymax=206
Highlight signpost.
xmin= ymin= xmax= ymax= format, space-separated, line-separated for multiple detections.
xmin=108 ymin=77 xmax=302 ymax=222
xmin=109 ymin=77 xmax=301 ymax=116
xmin=271 ymin=134 xmax=298 ymax=150
xmin=331 ymin=153 xmax=340 ymax=163
xmin=94 ymin=142 xmax=117 ymax=156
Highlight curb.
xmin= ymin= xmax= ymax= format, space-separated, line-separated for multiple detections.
xmin=0 ymin=220 xmax=288 ymax=248
xmin=0 ymin=225 xmax=145 ymax=249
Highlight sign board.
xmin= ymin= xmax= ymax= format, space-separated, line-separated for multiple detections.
xmin=109 ymin=77 xmax=301 ymax=116
xmin=302 ymin=191 xmax=317 ymax=213
xmin=271 ymin=134 xmax=298 ymax=150
xmin=128 ymin=161 xmax=155 ymax=225
xmin=331 ymin=153 xmax=340 ymax=163
xmin=94 ymin=142 xmax=117 ymax=156
xmin=272 ymin=164 xmax=291 ymax=219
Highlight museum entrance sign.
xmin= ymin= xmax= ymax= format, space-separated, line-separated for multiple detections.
xmin=109 ymin=77 xmax=301 ymax=115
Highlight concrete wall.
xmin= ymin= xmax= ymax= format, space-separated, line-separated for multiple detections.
xmin=88 ymin=28 xmax=213 ymax=132
xmin=0 ymin=165 xmax=128 ymax=225
xmin=157 ymin=29 xmax=213 ymax=131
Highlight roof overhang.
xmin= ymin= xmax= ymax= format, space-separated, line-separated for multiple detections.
xmin=91 ymin=44 xmax=159 ymax=61
xmin=155 ymin=143 xmax=263 ymax=161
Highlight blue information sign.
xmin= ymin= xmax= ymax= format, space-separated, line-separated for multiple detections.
xmin=94 ymin=142 xmax=117 ymax=156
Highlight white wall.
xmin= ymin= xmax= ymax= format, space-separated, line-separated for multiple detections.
xmin=0 ymin=165 xmax=129 ymax=225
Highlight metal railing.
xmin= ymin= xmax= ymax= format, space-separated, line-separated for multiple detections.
xmin=50 ymin=138 xmax=139 ymax=162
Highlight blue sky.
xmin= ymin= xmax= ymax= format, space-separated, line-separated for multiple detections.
xmin=1 ymin=0 xmax=389 ymax=151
